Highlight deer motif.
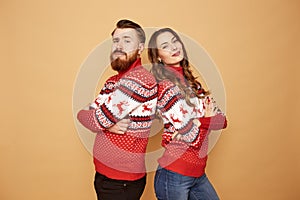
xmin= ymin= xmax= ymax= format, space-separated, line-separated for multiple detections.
xmin=107 ymin=95 xmax=112 ymax=104
xmin=193 ymin=106 xmax=203 ymax=115
xmin=142 ymin=103 xmax=152 ymax=113
xmin=170 ymin=114 xmax=182 ymax=124
xmin=113 ymin=101 xmax=129 ymax=115
xmin=192 ymin=107 xmax=198 ymax=114
xmin=180 ymin=105 xmax=188 ymax=116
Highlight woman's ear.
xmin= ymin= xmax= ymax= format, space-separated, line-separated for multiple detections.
xmin=138 ymin=43 xmax=145 ymax=55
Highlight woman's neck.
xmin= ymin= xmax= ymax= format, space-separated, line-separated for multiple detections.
xmin=165 ymin=65 xmax=184 ymax=74
xmin=165 ymin=63 xmax=180 ymax=67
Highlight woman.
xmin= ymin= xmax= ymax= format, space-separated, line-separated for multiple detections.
xmin=148 ymin=28 xmax=227 ymax=200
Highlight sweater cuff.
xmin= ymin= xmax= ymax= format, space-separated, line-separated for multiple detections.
xmin=199 ymin=114 xmax=227 ymax=130
xmin=95 ymin=107 xmax=115 ymax=129
xmin=77 ymin=109 xmax=104 ymax=132
xmin=177 ymin=121 xmax=199 ymax=143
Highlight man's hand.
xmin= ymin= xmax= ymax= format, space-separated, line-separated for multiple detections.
xmin=172 ymin=131 xmax=182 ymax=140
xmin=108 ymin=118 xmax=130 ymax=134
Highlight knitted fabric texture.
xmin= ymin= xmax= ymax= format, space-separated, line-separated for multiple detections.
xmin=77 ymin=58 xmax=158 ymax=181
xmin=156 ymin=66 xmax=227 ymax=177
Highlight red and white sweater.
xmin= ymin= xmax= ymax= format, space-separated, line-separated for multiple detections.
xmin=157 ymin=66 xmax=227 ymax=177
xmin=77 ymin=58 xmax=158 ymax=181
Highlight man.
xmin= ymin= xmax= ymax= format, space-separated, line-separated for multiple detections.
xmin=77 ymin=20 xmax=157 ymax=200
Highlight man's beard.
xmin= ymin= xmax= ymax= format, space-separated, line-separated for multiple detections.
xmin=110 ymin=50 xmax=139 ymax=72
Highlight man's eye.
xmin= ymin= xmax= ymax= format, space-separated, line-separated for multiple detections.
xmin=124 ymin=40 xmax=131 ymax=43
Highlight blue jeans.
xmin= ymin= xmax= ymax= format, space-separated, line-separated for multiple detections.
xmin=154 ymin=167 xmax=219 ymax=200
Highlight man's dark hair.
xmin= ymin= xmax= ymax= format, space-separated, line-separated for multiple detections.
xmin=111 ymin=19 xmax=146 ymax=43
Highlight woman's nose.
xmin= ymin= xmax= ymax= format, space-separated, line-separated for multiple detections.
xmin=171 ymin=43 xmax=177 ymax=51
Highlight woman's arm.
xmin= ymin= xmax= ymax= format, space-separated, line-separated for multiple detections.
xmin=199 ymin=114 xmax=227 ymax=130
xmin=158 ymin=82 xmax=201 ymax=143
xmin=187 ymin=96 xmax=228 ymax=147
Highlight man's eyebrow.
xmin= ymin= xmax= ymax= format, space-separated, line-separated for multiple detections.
xmin=122 ymin=35 xmax=132 ymax=39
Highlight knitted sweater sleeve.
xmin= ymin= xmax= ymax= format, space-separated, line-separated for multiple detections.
xmin=199 ymin=114 xmax=227 ymax=130
xmin=188 ymin=114 xmax=228 ymax=147
xmin=78 ymin=74 xmax=157 ymax=131
xmin=77 ymin=76 xmax=117 ymax=132
xmin=158 ymin=81 xmax=200 ymax=143
xmin=89 ymin=78 xmax=116 ymax=109
xmin=77 ymin=109 xmax=103 ymax=133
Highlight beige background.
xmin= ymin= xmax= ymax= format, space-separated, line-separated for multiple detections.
xmin=1 ymin=0 xmax=299 ymax=199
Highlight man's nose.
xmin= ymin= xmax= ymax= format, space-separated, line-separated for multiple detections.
xmin=115 ymin=41 xmax=123 ymax=50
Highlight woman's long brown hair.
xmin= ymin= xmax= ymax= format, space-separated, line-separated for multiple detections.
xmin=148 ymin=28 xmax=209 ymax=106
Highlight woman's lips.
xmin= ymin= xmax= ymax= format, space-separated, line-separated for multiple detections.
xmin=172 ymin=51 xmax=180 ymax=57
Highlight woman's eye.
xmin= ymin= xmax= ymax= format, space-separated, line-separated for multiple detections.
xmin=161 ymin=45 xmax=168 ymax=49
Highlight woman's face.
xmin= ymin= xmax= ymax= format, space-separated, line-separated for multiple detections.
xmin=156 ymin=31 xmax=184 ymax=67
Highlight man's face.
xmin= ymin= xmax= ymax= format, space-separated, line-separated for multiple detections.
xmin=110 ymin=28 xmax=144 ymax=72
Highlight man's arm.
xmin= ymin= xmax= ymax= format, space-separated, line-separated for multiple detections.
xmin=77 ymin=76 xmax=157 ymax=132
xmin=77 ymin=77 xmax=117 ymax=133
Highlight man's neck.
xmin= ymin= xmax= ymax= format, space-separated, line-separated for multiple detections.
xmin=118 ymin=58 xmax=142 ymax=76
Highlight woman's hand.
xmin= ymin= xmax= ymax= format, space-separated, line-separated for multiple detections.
xmin=108 ymin=118 xmax=130 ymax=134
xmin=204 ymin=96 xmax=219 ymax=117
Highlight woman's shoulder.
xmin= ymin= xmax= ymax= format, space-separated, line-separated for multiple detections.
xmin=123 ymin=67 xmax=157 ymax=86
xmin=158 ymin=79 xmax=175 ymax=88
xmin=157 ymin=79 xmax=182 ymax=97
xmin=157 ymin=79 xmax=176 ymax=92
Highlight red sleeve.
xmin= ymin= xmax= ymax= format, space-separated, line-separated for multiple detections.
xmin=199 ymin=114 xmax=227 ymax=130
xmin=189 ymin=114 xmax=227 ymax=148
xmin=77 ymin=109 xmax=104 ymax=133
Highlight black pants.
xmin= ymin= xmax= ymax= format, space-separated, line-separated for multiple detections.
xmin=94 ymin=172 xmax=146 ymax=200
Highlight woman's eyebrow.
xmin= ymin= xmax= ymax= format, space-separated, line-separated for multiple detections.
xmin=159 ymin=41 xmax=168 ymax=47
xmin=171 ymin=36 xmax=177 ymax=42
